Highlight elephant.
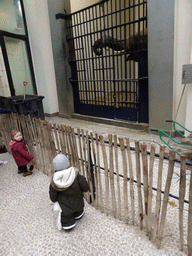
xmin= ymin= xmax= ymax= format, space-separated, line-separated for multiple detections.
xmin=92 ymin=29 xmax=147 ymax=62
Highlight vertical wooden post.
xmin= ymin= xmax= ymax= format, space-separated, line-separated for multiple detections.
xmin=77 ymin=129 xmax=85 ymax=176
xmin=52 ymin=123 xmax=60 ymax=153
xmin=119 ymin=137 xmax=129 ymax=224
xmin=88 ymin=133 xmax=96 ymax=205
xmin=147 ymin=144 xmax=156 ymax=239
xmin=179 ymin=156 xmax=186 ymax=251
xmin=86 ymin=131 xmax=94 ymax=205
xmin=126 ymin=138 xmax=135 ymax=225
xmin=96 ymin=133 xmax=103 ymax=212
xmin=40 ymin=120 xmax=53 ymax=176
xmin=46 ymin=120 xmax=56 ymax=175
xmin=57 ymin=124 xmax=63 ymax=154
xmin=157 ymin=150 xmax=175 ymax=249
xmin=108 ymin=134 xmax=117 ymax=218
xmin=114 ymin=135 xmax=121 ymax=219
xmin=35 ymin=118 xmax=46 ymax=173
xmin=19 ymin=115 xmax=27 ymax=140
xmin=13 ymin=113 xmax=21 ymax=132
xmin=21 ymin=116 xmax=35 ymax=164
xmin=32 ymin=118 xmax=44 ymax=171
xmin=71 ymin=127 xmax=80 ymax=168
xmin=135 ymin=141 xmax=144 ymax=230
xmin=65 ymin=126 xmax=73 ymax=165
xmin=39 ymin=119 xmax=48 ymax=174
xmin=188 ymin=167 xmax=192 ymax=256
xmin=56 ymin=123 xmax=62 ymax=153
xmin=141 ymin=143 xmax=149 ymax=233
xmin=41 ymin=120 xmax=51 ymax=175
xmin=48 ymin=121 xmax=57 ymax=157
xmin=153 ymin=145 xmax=165 ymax=242
xmin=59 ymin=124 xmax=66 ymax=155
xmin=81 ymin=129 xmax=88 ymax=179
xmin=25 ymin=115 xmax=37 ymax=167
xmin=68 ymin=127 xmax=75 ymax=165
xmin=65 ymin=126 xmax=71 ymax=164
xmin=12 ymin=113 xmax=20 ymax=131
xmin=81 ymin=129 xmax=89 ymax=202
xmin=60 ymin=124 xmax=67 ymax=155
xmin=0 ymin=115 xmax=11 ymax=153
xmin=90 ymin=133 xmax=98 ymax=209
xmin=99 ymin=135 xmax=109 ymax=215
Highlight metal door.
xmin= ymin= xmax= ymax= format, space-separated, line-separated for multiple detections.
xmin=65 ymin=0 xmax=148 ymax=123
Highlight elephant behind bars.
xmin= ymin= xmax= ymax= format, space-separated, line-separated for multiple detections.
xmin=92 ymin=28 xmax=147 ymax=62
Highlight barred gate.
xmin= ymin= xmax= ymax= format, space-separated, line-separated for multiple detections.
xmin=65 ymin=0 xmax=148 ymax=123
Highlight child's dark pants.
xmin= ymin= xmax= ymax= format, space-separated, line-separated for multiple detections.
xmin=61 ymin=209 xmax=84 ymax=230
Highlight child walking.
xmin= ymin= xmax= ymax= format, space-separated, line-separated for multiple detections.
xmin=49 ymin=153 xmax=89 ymax=231
xmin=9 ymin=130 xmax=34 ymax=177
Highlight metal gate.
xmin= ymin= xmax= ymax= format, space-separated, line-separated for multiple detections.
xmin=65 ymin=0 xmax=148 ymax=123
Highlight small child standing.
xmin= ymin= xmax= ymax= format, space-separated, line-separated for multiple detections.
xmin=9 ymin=130 xmax=34 ymax=177
xmin=49 ymin=153 xmax=89 ymax=231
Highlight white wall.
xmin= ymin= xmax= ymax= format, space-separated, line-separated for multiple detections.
xmin=23 ymin=0 xmax=59 ymax=115
xmin=70 ymin=0 xmax=97 ymax=13
xmin=173 ymin=0 xmax=192 ymax=132
xmin=47 ymin=0 xmax=74 ymax=118
xmin=148 ymin=1 xmax=175 ymax=131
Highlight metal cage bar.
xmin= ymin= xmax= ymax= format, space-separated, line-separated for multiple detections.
xmin=66 ymin=0 xmax=148 ymax=122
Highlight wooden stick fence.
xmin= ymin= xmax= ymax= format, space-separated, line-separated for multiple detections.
xmin=0 ymin=113 xmax=191 ymax=255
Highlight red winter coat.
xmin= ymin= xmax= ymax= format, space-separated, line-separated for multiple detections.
xmin=9 ymin=140 xmax=34 ymax=167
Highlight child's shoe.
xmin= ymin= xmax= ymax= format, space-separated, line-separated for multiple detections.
xmin=0 ymin=160 xmax=8 ymax=165
xmin=23 ymin=171 xmax=32 ymax=177
xmin=18 ymin=169 xmax=23 ymax=174
xmin=62 ymin=222 xmax=76 ymax=231
xmin=29 ymin=164 xmax=35 ymax=171
xmin=62 ymin=215 xmax=76 ymax=230
xmin=75 ymin=210 xmax=85 ymax=220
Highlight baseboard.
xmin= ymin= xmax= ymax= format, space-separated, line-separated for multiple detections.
xmin=58 ymin=113 xmax=70 ymax=119
xmin=44 ymin=112 xmax=59 ymax=117
xmin=72 ymin=113 xmax=149 ymax=132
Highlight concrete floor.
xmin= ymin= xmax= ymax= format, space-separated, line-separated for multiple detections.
xmin=46 ymin=116 xmax=165 ymax=153
xmin=46 ymin=116 xmax=156 ymax=141
xmin=46 ymin=116 xmax=192 ymax=158
xmin=0 ymin=116 xmax=189 ymax=255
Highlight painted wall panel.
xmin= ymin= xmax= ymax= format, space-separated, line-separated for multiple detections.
xmin=174 ymin=0 xmax=192 ymax=134
xmin=23 ymin=0 xmax=59 ymax=115
xmin=148 ymin=0 xmax=175 ymax=131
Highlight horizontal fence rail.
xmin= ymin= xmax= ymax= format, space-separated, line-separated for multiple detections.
xmin=0 ymin=113 xmax=191 ymax=255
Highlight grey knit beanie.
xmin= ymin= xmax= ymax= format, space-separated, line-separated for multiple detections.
xmin=52 ymin=154 xmax=70 ymax=171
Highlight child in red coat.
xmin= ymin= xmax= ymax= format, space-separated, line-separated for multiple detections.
xmin=9 ymin=130 xmax=34 ymax=177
